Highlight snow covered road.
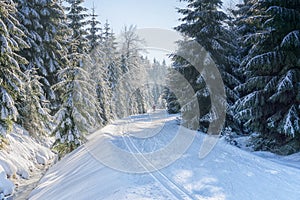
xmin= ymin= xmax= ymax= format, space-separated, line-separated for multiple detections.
xmin=29 ymin=111 xmax=300 ymax=200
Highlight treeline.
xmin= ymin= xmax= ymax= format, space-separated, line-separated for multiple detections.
xmin=0 ymin=0 xmax=166 ymax=157
xmin=165 ymin=0 xmax=300 ymax=154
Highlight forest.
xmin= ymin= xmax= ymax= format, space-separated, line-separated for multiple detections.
xmin=166 ymin=0 xmax=300 ymax=155
xmin=0 ymin=0 xmax=299 ymax=159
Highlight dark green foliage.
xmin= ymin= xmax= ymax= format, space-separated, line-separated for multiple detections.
xmin=237 ymin=0 xmax=300 ymax=136
xmin=86 ymin=4 xmax=102 ymax=51
xmin=234 ymin=0 xmax=300 ymax=152
xmin=0 ymin=0 xmax=28 ymax=132
xmin=162 ymin=73 xmax=181 ymax=114
xmin=15 ymin=0 xmax=68 ymax=136
xmin=65 ymin=0 xmax=89 ymax=54
xmin=51 ymin=41 xmax=102 ymax=157
xmin=173 ymin=0 xmax=241 ymax=132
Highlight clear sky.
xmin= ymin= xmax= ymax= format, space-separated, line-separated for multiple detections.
xmin=82 ymin=0 xmax=240 ymax=63
xmin=83 ymin=0 xmax=185 ymax=34
xmin=82 ymin=0 xmax=240 ymax=33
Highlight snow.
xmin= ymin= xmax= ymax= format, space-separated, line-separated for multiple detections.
xmin=29 ymin=110 xmax=300 ymax=200
xmin=253 ymin=151 xmax=300 ymax=170
xmin=281 ymin=30 xmax=300 ymax=48
xmin=0 ymin=165 xmax=14 ymax=197
xmin=0 ymin=125 xmax=56 ymax=199
xmin=282 ymin=105 xmax=299 ymax=137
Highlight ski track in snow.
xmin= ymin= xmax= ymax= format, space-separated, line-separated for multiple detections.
xmin=28 ymin=110 xmax=300 ymax=200
xmin=122 ymin=131 xmax=196 ymax=200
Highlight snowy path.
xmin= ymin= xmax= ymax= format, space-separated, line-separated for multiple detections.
xmin=29 ymin=110 xmax=300 ymax=200
xmin=122 ymin=130 xmax=196 ymax=200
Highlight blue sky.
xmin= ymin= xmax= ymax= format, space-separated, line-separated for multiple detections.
xmin=82 ymin=0 xmax=240 ymax=63
xmin=82 ymin=0 xmax=241 ymax=33
xmin=83 ymin=0 xmax=185 ymax=34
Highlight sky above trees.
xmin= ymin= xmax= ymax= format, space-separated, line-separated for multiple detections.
xmin=83 ymin=0 xmax=241 ymax=33
xmin=83 ymin=0 xmax=184 ymax=33
xmin=82 ymin=0 xmax=241 ymax=63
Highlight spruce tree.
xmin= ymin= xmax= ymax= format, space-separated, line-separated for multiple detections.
xmin=19 ymin=69 xmax=51 ymax=137
xmin=168 ymin=40 xmax=212 ymax=129
xmin=52 ymin=41 xmax=102 ymax=157
xmin=86 ymin=3 xmax=102 ymax=51
xmin=52 ymin=0 xmax=102 ymax=157
xmin=235 ymin=0 xmax=300 ymax=153
xmin=163 ymin=66 xmax=182 ymax=114
xmin=65 ymin=0 xmax=89 ymax=54
xmin=233 ymin=0 xmax=258 ymax=61
xmin=93 ymin=21 xmax=119 ymax=123
xmin=15 ymin=0 xmax=68 ymax=135
xmin=174 ymin=0 xmax=240 ymax=131
xmin=0 ymin=0 xmax=28 ymax=134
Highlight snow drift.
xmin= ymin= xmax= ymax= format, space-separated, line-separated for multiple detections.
xmin=0 ymin=125 xmax=56 ymax=199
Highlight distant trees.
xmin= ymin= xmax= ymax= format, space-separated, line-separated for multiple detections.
xmin=115 ymin=25 xmax=147 ymax=117
xmin=86 ymin=4 xmax=102 ymax=51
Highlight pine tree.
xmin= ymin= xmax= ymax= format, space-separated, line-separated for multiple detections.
xmin=0 ymin=0 xmax=28 ymax=134
xmin=65 ymin=0 xmax=89 ymax=54
xmin=18 ymin=69 xmax=51 ymax=137
xmin=89 ymin=45 xmax=110 ymax=124
xmin=233 ymin=0 xmax=258 ymax=60
xmin=228 ymin=0 xmax=259 ymax=135
xmin=174 ymin=0 xmax=240 ymax=131
xmin=52 ymin=0 xmax=102 ymax=157
xmin=15 ymin=0 xmax=68 ymax=135
xmin=16 ymin=0 xmax=68 ymax=100
xmin=94 ymin=21 xmax=119 ymax=122
xmin=169 ymin=40 xmax=213 ymax=129
xmin=234 ymin=0 xmax=300 ymax=153
xmin=86 ymin=3 xmax=102 ymax=51
xmin=163 ymin=67 xmax=182 ymax=114
xmin=52 ymin=40 xmax=102 ymax=157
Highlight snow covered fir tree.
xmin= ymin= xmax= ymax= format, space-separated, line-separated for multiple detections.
xmin=234 ymin=0 xmax=300 ymax=154
xmin=163 ymin=0 xmax=300 ymax=153
xmin=15 ymin=0 xmax=67 ymax=136
xmin=171 ymin=0 xmax=241 ymax=132
xmin=0 ymin=0 xmax=28 ymax=138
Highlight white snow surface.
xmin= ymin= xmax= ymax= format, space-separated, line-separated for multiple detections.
xmin=0 ymin=165 xmax=14 ymax=197
xmin=0 ymin=125 xmax=56 ymax=199
xmin=29 ymin=111 xmax=300 ymax=200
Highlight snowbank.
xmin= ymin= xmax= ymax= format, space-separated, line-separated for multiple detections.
xmin=0 ymin=125 xmax=56 ymax=199
xmin=0 ymin=165 xmax=14 ymax=199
